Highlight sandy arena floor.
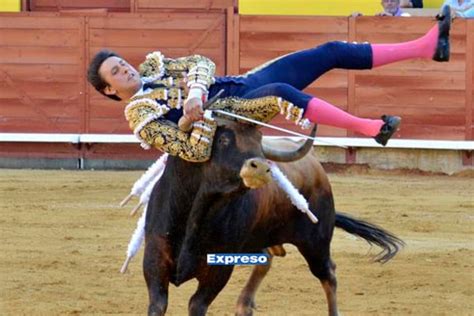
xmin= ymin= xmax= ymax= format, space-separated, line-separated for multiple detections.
xmin=0 ymin=167 xmax=473 ymax=315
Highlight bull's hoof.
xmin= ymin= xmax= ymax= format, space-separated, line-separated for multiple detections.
xmin=175 ymin=252 xmax=198 ymax=285
xmin=148 ymin=306 xmax=166 ymax=316
xmin=235 ymin=296 xmax=257 ymax=316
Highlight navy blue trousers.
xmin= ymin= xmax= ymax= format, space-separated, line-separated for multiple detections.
xmin=209 ymin=41 xmax=373 ymax=111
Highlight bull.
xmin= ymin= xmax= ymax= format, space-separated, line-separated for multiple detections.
xmin=143 ymin=118 xmax=403 ymax=316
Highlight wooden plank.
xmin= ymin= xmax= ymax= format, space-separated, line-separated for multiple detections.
xmin=88 ymin=14 xmax=223 ymax=29
xmin=240 ymin=16 xmax=348 ymax=34
xmin=233 ymin=12 xmax=240 ymax=74
xmin=356 ymin=105 xmax=466 ymax=126
xmin=78 ymin=16 xmax=87 ymax=134
xmin=136 ymin=0 xmax=235 ymax=10
xmin=0 ymin=119 xmax=81 ymax=133
xmin=0 ymin=81 xmax=80 ymax=99
xmin=355 ymin=72 xmax=466 ymax=90
xmin=84 ymin=16 xmax=91 ymax=133
xmin=240 ymin=33 xmax=349 ymax=51
xmin=32 ymin=0 xmax=129 ymax=7
xmin=0 ymin=101 xmax=82 ymax=120
xmin=30 ymin=0 xmax=130 ymax=11
xmin=226 ymin=7 xmax=235 ymax=75
xmin=88 ymin=105 xmax=126 ymax=119
xmin=0 ymin=64 xmax=78 ymax=82
xmin=0 ymin=69 xmax=80 ymax=133
xmin=355 ymin=16 xmax=466 ymax=36
xmin=355 ymin=87 xmax=466 ymax=107
xmin=58 ymin=9 xmax=109 ymax=16
xmin=88 ymin=118 xmax=130 ymax=133
xmin=187 ymin=15 xmax=224 ymax=55
xmin=0 ymin=143 xmax=80 ymax=157
xmin=130 ymin=0 xmax=136 ymax=12
xmin=83 ymin=144 xmax=158 ymax=160
xmin=394 ymin=125 xmax=465 ymax=140
xmin=21 ymin=0 xmax=29 ymax=11
xmin=0 ymin=16 xmax=81 ymax=29
xmin=0 ymin=29 xmax=80 ymax=47
xmin=304 ymin=88 xmax=348 ymax=110
xmin=0 ymin=47 xmax=79 ymax=64
xmin=89 ymin=29 xmax=223 ymax=48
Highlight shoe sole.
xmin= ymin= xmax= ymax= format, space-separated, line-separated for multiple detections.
xmin=433 ymin=6 xmax=451 ymax=62
xmin=375 ymin=116 xmax=401 ymax=146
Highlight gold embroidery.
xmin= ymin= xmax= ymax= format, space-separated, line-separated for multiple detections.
xmin=138 ymin=88 xmax=168 ymax=101
xmin=163 ymin=55 xmax=216 ymax=89
xmin=140 ymin=119 xmax=217 ymax=162
xmin=168 ymin=87 xmax=184 ymax=109
xmin=125 ymin=97 xmax=217 ymax=162
xmin=279 ymin=100 xmax=305 ymax=125
xmin=143 ymin=77 xmax=174 ymax=88
xmin=125 ymin=100 xmax=169 ymax=131
xmin=209 ymin=96 xmax=281 ymax=124
xmin=209 ymin=96 xmax=307 ymax=127
xmin=139 ymin=51 xmax=165 ymax=78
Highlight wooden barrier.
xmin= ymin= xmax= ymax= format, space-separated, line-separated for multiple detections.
xmin=0 ymin=13 xmax=472 ymax=162
xmin=0 ymin=13 xmax=84 ymax=133
xmin=86 ymin=12 xmax=227 ymax=136
xmin=238 ymin=15 xmax=350 ymax=137
xmin=237 ymin=16 xmax=473 ymax=141
xmin=352 ymin=17 xmax=468 ymax=140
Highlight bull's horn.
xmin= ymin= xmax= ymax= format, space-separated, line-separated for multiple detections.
xmin=262 ymin=125 xmax=317 ymax=162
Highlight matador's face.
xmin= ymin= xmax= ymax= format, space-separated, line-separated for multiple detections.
xmin=99 ymin=56 xmax=142 ymax=100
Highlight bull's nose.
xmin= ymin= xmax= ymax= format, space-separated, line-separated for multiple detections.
xmin=249 ymin=159 xmax=270 ymax=172
xmin=248 ymin=158 xmax=270 ymax=173
xmin=240 ymin=158 xmax=272 ymax=189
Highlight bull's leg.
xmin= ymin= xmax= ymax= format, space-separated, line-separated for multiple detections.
xmin=298 ymin=245 xmax=339 ymax=316
xmin=144 ymin=235 xmax=173 ymax=316
xmin=188 ymin=266 xmax=234 ymax=316
xmin=235 ymin=245 xmax=286 ymax=316
xmin=176 ymin=190 xmax=216 ymax=284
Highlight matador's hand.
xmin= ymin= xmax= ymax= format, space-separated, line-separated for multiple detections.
xmin=184 ymin=97 xmax=204 ymax=122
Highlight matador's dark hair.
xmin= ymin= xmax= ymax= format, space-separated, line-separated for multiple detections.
xmin=87 ymin=49 xmax=122 ymax=101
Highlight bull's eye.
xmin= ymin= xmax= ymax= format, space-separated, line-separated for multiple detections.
xmin=218 ymin=134 xmax=231 ymax=147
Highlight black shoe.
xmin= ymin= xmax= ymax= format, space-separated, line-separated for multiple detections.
xmin=374 ymin=115 xmax=401 ymax=146
xmin=433 ymin=5 xmax=451 ymax=62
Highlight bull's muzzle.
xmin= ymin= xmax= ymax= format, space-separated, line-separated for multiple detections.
xmin=239 ymin=158 xmax=272 ymax=189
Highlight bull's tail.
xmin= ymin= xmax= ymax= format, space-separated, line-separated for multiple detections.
xmin=335 ymin=212 xmax=405 ymax=263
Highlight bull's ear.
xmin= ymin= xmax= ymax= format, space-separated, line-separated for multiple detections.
xmin=262 ymin=125 xmax=317 ymax=162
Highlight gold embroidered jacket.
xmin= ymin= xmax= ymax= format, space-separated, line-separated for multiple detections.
xmin=124 ymin=51 xmax=310 ymax=163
